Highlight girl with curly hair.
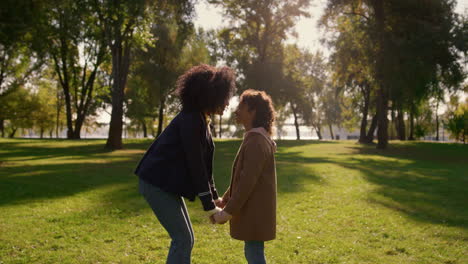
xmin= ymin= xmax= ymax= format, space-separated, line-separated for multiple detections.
xmin=135 ymin=64 xmax=236 ymax=264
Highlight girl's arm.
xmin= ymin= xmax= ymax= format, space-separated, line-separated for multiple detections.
xmin=223 ymin=136 xmax=267 ymax=216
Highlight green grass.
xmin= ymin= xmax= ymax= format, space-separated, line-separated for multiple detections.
xmin=0 ymin=138 xmax=467 ymax=264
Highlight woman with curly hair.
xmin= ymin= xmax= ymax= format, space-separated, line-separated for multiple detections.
xmin=213 ymin=89 xmax=277 ymax=264
xmin=135 ymin=64 xmax=236 ymax=264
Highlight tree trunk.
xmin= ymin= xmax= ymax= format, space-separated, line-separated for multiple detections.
xmin=51 ymin=30 xmax=74 ymax=139
xmin=291 ymin=103 xmax=300 ymax=140
xmin=40 ymin=128 xmax=44 ymax=139
xmin=9 ymin=127 xmax=17 ymax=138
xmin=359 ymin=86 xmax=370 ymax=143
xmin=142 ymin=120 xmax=147 ymax=138
xmin=435 ymin=99 xmax=439 ymax=141
xmin=408 ymin=109 xmax=415 ymax=140
xmin=314 ymin=125 xmax=323 ymax=140
xmin=106 ymin=35 xmax=131 ymax=150
xmin=372 ymin=0 xmax=389 ymax=149
xmin=397 ymin=109 xmax=406 ymax=140
xmin=49 ymin=130 xmax=53 ymax=138
xmin=390 ymin=106 xmax=396 ymax=140
xmin=0 ymin=119 xmax=4 ymax=138
xmin=218 ymin=115 xmax=222 ymax=138
xmin=328 ymin=123 xmax=334 ymax=140
xmin=72 ymin=63 xmax=101 ymax=140
xmin=150 ymin=117 xmax=157 ymax=138
xmin=365 ymin=114 xmax=378 ymax=143
xmin=156 ymin=97 xmax=165 ymax=138
xmin=56 ymin=86 xmax=61 ymax=138
xmin=72 ymin=121 xmax=83 ymax=139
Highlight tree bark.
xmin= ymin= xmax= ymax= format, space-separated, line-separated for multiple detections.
xmin=9 ymin=127 xmax=17 ymax=138
xmin=142 ymin=120 xmax=147 ymax=138
xmin=435 ymin=99 xmax=439 ymax=141
xmin=72 ymin=121 xmax=83 ymax=139
xmin=365 ymin=114 xmax=378 ymax=143
xmin=156 ymin=97 xmax=165 ymax=138
xmin=53 ymin=50 xmax=74 ymax=139
xmin=72 ymin=59 xmax=102 ymax=140
xmin=314 ymin=125 xmax=323 ymax=140
xmin=106 ymin=32 xmax=131 ymax=150
xmin=328 ymin=123 xmax=334 ymax=140
xmin=359 ymin=85 xmax=370 ymax=143
xmin=390 ymin=106 xmax=396 ymax=140
xmin=56 ymin=88 xmax=61 ymax=138
xmin=408 ymin=109 xmax=415 ymax=140
xmin=218 ymin=115 xmax=222 ymax=138
xmin=291 ymin=102 xmax=300 ymax=140
xmin=0 ymin=119 xmax=4 ymax=138
xmin=372 ymin=0 xmax=389 ymax=149
xmin=397 ymin=108 xmax=406 ymax=140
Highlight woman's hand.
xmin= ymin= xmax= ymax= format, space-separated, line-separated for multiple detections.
xmin=207 ymin=207 xmax=222 ymax=224
xmin=213 ymin=210 xmax=232 ymax=224
xmin=214 ymin=198 xmax=226 ymax=209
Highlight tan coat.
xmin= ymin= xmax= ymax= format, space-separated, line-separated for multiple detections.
xmin=222 ymin=128 xmax=277 ymax=241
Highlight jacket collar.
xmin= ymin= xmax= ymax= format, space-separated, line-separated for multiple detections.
xmin=244 ymin=127 xmax=277 ymax=153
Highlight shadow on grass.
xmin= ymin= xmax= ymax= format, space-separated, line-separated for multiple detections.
xmin=336 ymin=142 xmax=468 ymax=229
xmin=0 ymin=139 xmax=149 ymax=211
xmin=2 ymin=139 xmax=465 ymax=229
xmin=0 ymin=139 xmax=328 ymax=211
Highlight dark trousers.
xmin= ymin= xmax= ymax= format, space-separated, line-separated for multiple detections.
xmin=244 ymin=240 xmax=266 ymax=264
xmin=139 ymin=178 xmax=194 ymax=264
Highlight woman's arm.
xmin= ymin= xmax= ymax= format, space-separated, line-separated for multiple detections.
xmin=179 ymin=112 xmax=216 ymax=211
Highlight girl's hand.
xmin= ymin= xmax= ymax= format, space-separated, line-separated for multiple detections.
xmin=213 ymin=210 xmax=232 ymax=224
xmin=214 ymin=198 xmax=226 ymax=209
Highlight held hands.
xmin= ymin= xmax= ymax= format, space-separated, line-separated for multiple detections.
xmin=207 ymin=207 xmax=222 ymax=224
xmin=214 ymin=198 xmax=226 ymax=209
xmin=212 ymin=210 xmax=232 ymax=225
xmin=208 ymin=199 xmax=231 ymax=224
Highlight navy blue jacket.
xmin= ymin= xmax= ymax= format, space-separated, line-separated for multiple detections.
xmin=134 ymin=111 xmax=219 ymax=211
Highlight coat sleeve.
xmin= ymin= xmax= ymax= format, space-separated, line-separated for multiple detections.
xmin=221 ymin=186 xmax=231 ymax=203
xmin=223 ymin=136 xmax=268 ymax=215
xmin=209 ymin=176 xmax=219 ymax=200
xmin=207 ymin=140 xmax=219 ymax=200
xmin=179 ymin=113 xmax=215 ymax=211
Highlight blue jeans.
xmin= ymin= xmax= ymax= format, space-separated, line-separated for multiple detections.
xmin=139 ymin=178 xmax=194 ymax=264
xmin=244 ymin=241 xmax=266 ymax=264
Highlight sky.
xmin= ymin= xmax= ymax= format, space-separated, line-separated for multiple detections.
xmin=192 ymin=0 xmax=467 ymax=118
xmin=194 ymin=0 xmax=329 ymax=55
xmin=194 ymin=0 xmax=467 ymax=57
xmin=98 ymin=1 xmax=467 ymax=126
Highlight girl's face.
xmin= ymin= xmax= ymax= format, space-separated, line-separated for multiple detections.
xmin=234 ymin=101 xmax=255 ymax=128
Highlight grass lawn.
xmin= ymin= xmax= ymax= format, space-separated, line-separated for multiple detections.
xmin=0 ymin=138 xmax=467 ymax=264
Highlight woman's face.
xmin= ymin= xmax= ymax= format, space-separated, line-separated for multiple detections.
xmin=234 ymin=101 xmax=255 ymax=128
xmin=214 ymin=98 xmax=230 ymax=115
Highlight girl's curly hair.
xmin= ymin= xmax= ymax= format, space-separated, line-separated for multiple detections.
xmin=239 ymin=89 xmax=276 ymax=136
xmin=175 ymin=64 xmax=236 ymax=114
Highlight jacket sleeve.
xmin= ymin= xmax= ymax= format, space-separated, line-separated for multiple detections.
xmin=179 ymin=113 xmax=216 ymax=211
xmin=221 ymin=186 xmax=231 ymax=203
xmin=207 ymin=138 xmax=219 ymax=200
xmin=223 ymin=136 xmax=268 ymax=215
xmin=209 ymin=176 xmax=219 ymax=200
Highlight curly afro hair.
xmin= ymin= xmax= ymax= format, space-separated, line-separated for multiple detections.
xmin=175 ymin=64 xmax=236 ymax=114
